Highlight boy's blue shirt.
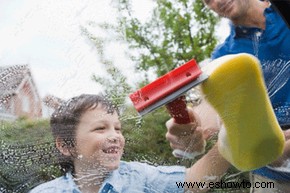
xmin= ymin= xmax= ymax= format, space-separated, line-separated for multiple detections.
xmin=211 ymin=6 xmax=290 ymax=181
xmin=29 ymin=161 xmax=186 ymax=193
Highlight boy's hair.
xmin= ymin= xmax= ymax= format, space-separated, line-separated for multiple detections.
xmin=50 ymin=94 xmax=119 ymax=173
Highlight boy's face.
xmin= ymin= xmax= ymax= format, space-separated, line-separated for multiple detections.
xmin=73 ymin=104 xmax=125 ymax=171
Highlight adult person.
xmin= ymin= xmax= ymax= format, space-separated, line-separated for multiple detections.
xmin=166 ymin=0 xmax=290 ymax=192
xmin=29 ymin=94 xmax=230 ymax=193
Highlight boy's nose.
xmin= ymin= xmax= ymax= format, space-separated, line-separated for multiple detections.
xmin=107 ymin=136 xmax=119 ymax=143
xmin=106 ymin=129 xmax=121 ymax=143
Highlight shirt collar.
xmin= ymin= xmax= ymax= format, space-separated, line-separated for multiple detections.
xmin=231 ymin=6 xmax=275 ymax=39
xmin=100 ymin=162 xmax=129 ymax=193
xmin=65 ymin=172 xmax=82 ymax=192
xmin=67 ymin=171 xmax=120 ymax=193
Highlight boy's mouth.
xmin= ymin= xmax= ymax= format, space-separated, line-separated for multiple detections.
xmin=102 ymin=146 xmax=120 ymax=154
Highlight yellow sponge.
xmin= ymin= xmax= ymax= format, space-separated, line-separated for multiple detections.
xmin=201 ymin=53 xmax=285 ymax=171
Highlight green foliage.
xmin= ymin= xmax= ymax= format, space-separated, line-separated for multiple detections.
xmin=83 ymin=0 xmax=220 ymax=103
xmin=0 ymin=118 xmax=51 ymax=143
xmin=114 ymin=0 xmax=219 ymax=77
xmin=0 ymin=118 xmax=60 ymax=193
xmin=121 ymin=105 xmax=200 ymax=171
xmin=121 ymin=106 xmax=178 ymax=164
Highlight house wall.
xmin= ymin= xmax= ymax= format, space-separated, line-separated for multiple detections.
xmin=0 ymin=95 xmax=17 ymax=120
xmin=0 ymin=66 xmax=43 ymax=121
xmin=13 ymin=77 xmax=42 ymax=119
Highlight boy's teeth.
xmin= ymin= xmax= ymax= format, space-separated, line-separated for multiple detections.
xmin=104 ymin=147 xmax=118 ymax=153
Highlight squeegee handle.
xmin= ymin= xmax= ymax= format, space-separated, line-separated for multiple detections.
xmin=165 ymin=96 xmax=191 ymax=124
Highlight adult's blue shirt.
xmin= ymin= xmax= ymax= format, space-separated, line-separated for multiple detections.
xmin=211 ymin=6 xmax=290 ymax=181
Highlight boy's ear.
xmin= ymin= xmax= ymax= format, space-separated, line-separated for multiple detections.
xmin=56 ymin=137 xmax=72 ymax=156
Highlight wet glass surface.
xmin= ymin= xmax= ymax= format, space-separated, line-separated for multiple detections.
xmin=1 ymin=1 xmax=289 ymax=193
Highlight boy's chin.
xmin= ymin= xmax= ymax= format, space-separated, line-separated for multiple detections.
xmin=103 ymin=159 xmax=121 ymax=171
xmin=102 ymin=159 xmax=121 ymax=171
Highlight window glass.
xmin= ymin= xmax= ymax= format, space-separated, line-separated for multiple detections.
xmin=1 ymin=1 xmax=289 ymax=193
xmin=22 ymin=95 xmax=30 ymax=113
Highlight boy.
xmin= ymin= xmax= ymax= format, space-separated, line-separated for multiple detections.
xmin=30 ymin=94 xmax=230 ymax=193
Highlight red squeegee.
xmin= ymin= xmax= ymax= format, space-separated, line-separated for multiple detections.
xmin=129 ymin=59 xmax=208 ymax=124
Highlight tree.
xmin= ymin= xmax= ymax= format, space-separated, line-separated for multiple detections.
xmin=114 ymin=0 xmax=220 ymax=77
xmin=82 ymin=0 xmax=220 ymax=100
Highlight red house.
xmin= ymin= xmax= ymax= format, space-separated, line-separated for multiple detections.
xmin=0 ymin=65 xmax=42 ymax=120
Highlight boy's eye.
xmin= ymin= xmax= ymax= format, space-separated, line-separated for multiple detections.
xmin=115 ymin=127 xmax=121 ymax=131
xmin=93 ymin=127 xmax=105 ymax=131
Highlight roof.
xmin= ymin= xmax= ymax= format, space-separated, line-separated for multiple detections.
xmin=43 ymin=95 xmax=63 ymax=109
xmin=0 ymin=65 xmax=30 ymax=100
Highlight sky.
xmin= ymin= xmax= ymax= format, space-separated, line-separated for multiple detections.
xmin=0 ymin=0 xmax=229 ymax=100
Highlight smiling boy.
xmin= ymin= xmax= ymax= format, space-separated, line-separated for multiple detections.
xmin=29 ymin=94 xmax=229 ymax=193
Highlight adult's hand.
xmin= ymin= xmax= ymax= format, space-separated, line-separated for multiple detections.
xmin=165 ymin=99 xmax=221 ymax=159
xmin=165 ymin=110 xmax=203 ymax=158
